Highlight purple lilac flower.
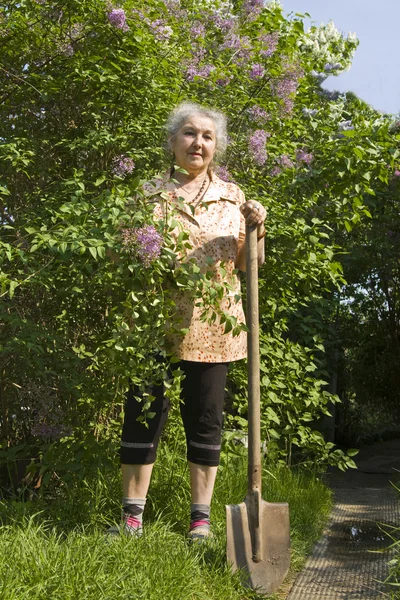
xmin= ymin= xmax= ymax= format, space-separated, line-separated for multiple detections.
xmin=274 ymin=77 xmax=298 ymax=99
xmin=296 ymin=149 xmax=314 ymax=165
xmin=221 ymin=34 xmax=242 ymax=50
xmin=247 ymin=105 xmax=270 ymax=123
xmin=243 ymin=0 xmax=264 ymax=20
xmin=108 ymin=8 xmax=129 ymax=31
xmin=249 ymin=63 xmax=265 ymax=80
xmin=122 ymin=225 xmax=163 ymax=267
xmin=236 ymin=36 xmax=252 ymax=62
xmin=260 ymin=32 xmax=279 ymax=57
xmin=191 ymin=21 xmax=205 ymax=38
xmin=112 ymin=155 xmax=135 ymax=177
xmin=270 ymin=166 xmax=282 ymax=177
xmin=162 ymin=0 xmax=187 ymax=18
xmin=185 ymin=63 xmax=215 ymax=81
xmin=249 ymin=130 xmax=270 ymax=166
xmin=215 ymin=166 xmax=234 ymax=182
xmin=282 ymin=98 xmax=294 ymax=115
xmin=213 ymin=14 xmax=236 ymax=32
xmin=279 ymin=154 xmax=294 ymax=169
xmin=216 ymin=76 xmax=231 ymax=87
xmin=394 ymin=170 xmax=400 ymax=177
xmin=150 ymin=19 xmax=173 ymax=41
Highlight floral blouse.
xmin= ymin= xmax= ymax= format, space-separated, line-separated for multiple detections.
xmin=144 ymin=171 xmax=248 ymax=363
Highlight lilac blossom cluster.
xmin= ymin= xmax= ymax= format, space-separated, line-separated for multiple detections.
xmin=272 ymin=61 xmax=303 ymax=115
xmin=149 ymin=19 xmax=173 ymax=41
xmin=249 ymin=63 xmax=265 ymax=80
xmin=243 ymin=0 xmax=264 ymax=20
xmin=274 ymin=77 xmax=298 ymax=99
xmin=112 ymin=155 xmax=135 ymax=177
xmin=270 ymin=166 xmax=282 ymax=177
xmin=221 ymin=34 xmax=242 ymax=50
xmin=394 ymin=170 xmax=400 ymax=177
xmin=249 ymin=130 xmax=270 ymax=166
xmin=122 ymin=225 xmax=164 ymax=267
xmin=278 ymin=154 xmax=295 ymax=169
xmin=213 ymin=14 xmax=236 ymax=33
xmin=247 ymin=105 xmax=270 ymax=123
xmin=215 ymin=166 xmax=234 ymax=182
xmin=186 ymin=63 xmax=215 ymax=81
xmin=260 ymin=32 xmax=279 ymax=57
xmin=191 ymin=21 xmax=205 ymax=38
xmin=107 ymin=8 xmax=129 ymax=31
xmin=236 ymin=36 xmax=253 ymax=64
xmin=216 ymin=76 xmax=231 ymax=87
xmin=296 ymin=149 xmax=314 ymax=165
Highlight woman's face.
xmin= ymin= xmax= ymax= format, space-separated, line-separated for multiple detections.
xmin=170 ymin=115 xmax=217 ymax=175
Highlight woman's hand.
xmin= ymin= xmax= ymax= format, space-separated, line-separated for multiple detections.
xmin=240 ymin=201 xmax=267 ymax=230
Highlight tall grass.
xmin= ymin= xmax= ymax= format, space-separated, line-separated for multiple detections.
xmin=0 ymin=435 xmax=332 ymax=600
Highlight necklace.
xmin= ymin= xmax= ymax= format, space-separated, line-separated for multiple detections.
xmin=176 ymin=176 xmax=208 ymax=205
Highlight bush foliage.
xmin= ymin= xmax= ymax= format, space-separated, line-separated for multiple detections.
xmin=1 ymin=0 xmax=399 ymax=476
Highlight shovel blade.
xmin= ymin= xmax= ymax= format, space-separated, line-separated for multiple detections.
xmin=226 ymin=499 xmax=290 ymax=594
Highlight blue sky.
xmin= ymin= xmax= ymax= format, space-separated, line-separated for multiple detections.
xmin=280 ymin=0 xmax=400 ymax=115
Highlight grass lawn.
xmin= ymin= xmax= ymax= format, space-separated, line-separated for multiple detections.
xmin=0 ymin=440 xmax=332 ymax=600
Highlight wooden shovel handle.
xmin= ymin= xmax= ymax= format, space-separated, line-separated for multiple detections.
xmin=246 ymin=225 xmax=262 ymax=496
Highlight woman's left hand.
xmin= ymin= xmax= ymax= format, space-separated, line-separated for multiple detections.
xmin=240 ymin=201 xmax=267 ymax=228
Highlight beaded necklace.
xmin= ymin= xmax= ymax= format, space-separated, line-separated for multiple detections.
xmin=175 ymin=176 xmax=209 ymax=206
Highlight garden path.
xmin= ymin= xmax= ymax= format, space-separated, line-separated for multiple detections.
xmin=285 ymin=438 xmax=400 ymax=600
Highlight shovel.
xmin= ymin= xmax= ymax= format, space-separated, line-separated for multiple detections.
xmin=226 ymin=224 xmax=290 ymax=595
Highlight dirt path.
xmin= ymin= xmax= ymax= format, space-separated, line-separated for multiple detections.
xmin=285 ymin=439 xmax=400 ymax=599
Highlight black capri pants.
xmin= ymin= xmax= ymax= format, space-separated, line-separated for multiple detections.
xmin=120 ymin=361 xmax=229 ymax=467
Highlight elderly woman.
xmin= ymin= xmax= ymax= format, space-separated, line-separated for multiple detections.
xmin=111 ymin=101 xmax=266 ymax=541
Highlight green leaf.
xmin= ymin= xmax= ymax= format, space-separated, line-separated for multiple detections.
xmin=9 ymin=280 xmax=17 ymax=299
xmin=347 ymin=448 xmax=359 ymax=457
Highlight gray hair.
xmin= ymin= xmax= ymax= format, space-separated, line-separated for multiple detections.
xmin=165 ymin=101 xmax=228 ymax=162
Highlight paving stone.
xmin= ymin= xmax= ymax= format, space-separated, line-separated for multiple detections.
xmin=286 ymin=440 xmax=400 ymax=600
